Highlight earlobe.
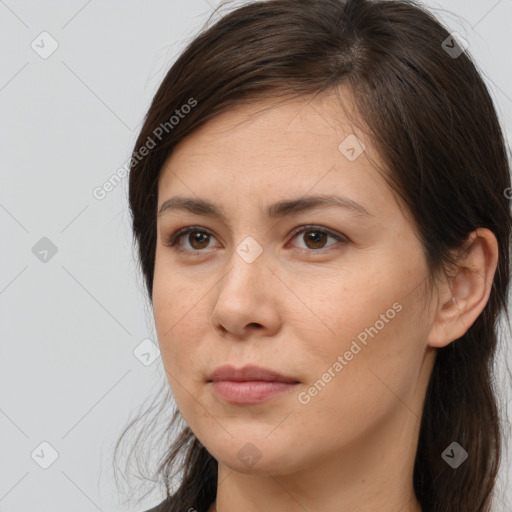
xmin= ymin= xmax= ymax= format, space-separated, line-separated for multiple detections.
xmin=427 ymin=228 xmax=499 ymax=348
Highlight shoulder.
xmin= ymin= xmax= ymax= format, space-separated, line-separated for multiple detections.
xmin=141 ymin=498 xmax=170 ymax=512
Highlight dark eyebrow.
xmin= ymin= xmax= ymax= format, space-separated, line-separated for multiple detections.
xmin=157 ymin=194 xmax=372 ymax=220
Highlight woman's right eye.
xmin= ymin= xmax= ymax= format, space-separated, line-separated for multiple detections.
xmin=163 ymin=227 xmax=219 ymax=253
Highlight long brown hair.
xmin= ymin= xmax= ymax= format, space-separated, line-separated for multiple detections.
xmin=113 ymin=1 xmax=512 ymax=511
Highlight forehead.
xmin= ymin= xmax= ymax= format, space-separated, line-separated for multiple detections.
xmin=160 ymin=91 xmax=374 ymax=177
xmin=170 ymin=90 xmax=363 ymax=154
xmin=156 ymin=90 xmax=402 ymax=223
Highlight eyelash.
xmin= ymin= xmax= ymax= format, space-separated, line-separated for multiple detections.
xmin=162 ymin=225 xmax=348 ymax=255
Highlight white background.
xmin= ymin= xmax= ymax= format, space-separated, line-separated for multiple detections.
xmin=1 ymin=1 xmax=511 ymax=511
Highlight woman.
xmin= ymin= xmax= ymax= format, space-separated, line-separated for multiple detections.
xmin=114 ymin=1 xmax=512 ymax=511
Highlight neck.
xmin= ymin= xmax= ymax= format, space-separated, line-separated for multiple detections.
xmin=208 ymin=405 xmax=423 ymax=512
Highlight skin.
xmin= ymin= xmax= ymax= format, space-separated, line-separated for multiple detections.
xmin=152 ymin=89 xmax=498 ymax=512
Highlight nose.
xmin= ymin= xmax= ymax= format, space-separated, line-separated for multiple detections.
xmin=209 ymin=243 xmax=281 ymax=339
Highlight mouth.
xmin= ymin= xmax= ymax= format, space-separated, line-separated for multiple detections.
xmin=207 ymin=364 xmax=300 ymax=405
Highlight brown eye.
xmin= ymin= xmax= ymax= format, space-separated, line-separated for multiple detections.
xmin=290 ymin=226 xmax=346 ymax=251
xmin=163 ymin=227 xmax=219 ymax=252
xmin=187 ymin=231 xmax=211 ymax=250
xmin=301 ymin=230 xmax=329 ymax=249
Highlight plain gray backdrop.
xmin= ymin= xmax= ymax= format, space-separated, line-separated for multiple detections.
xmin=1 ymin=1 xmax=511 ymax=511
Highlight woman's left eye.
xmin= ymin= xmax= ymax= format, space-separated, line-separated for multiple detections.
xmin=163 ymin=225 xmax=347 ymax=253
xmin=287 ymin=225 xmax=347 ymax=251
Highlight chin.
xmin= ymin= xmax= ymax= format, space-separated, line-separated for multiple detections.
xmin=204 ymin=432 xmax=302 ymax=476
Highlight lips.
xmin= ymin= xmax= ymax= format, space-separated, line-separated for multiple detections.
xmin=207 ymin=364 xmax=299 ymax=383
xmin=207 ymin=365 xmax=300 ymax=405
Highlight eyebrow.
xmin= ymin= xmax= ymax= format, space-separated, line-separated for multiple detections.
xmin=157 ymin=194 xmax=372 ymax=221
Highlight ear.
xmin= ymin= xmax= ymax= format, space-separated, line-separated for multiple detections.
xmin=427 ymin=228 xmax=499 ymax=348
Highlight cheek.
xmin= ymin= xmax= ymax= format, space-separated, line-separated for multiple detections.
xmin=291 ymin=251 xmax=430 ymax=389
xmin=289 ymin=264 xmax=401 ymax=346
xmin=152 ymin=287 xmax=212 ymax=428
xmin=286 ymin=285 xmax=430 ymax=457
xmin=152 ymin=260 xmax=207 ymax=375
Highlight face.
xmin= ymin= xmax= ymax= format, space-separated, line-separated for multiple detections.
xmin=153 ymin=90 xmax=437 ymax=477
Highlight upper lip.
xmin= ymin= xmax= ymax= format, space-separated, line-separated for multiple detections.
xmin=207 ymin=364 xmax=299 ymax=383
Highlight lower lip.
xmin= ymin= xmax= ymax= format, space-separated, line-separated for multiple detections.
xmin=210 ymin=380 xmax=298 ymax=404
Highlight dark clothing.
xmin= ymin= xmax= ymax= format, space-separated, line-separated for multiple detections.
xmin=143 ymin=499 xmax=170 ymax=512
xmin=143 ymin=496 xmax=213 ymax=511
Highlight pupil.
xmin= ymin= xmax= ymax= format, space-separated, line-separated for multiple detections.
xmin=306 ymin=231 xmax=326 ymax=248
xmin=191 ymin=232 xmax=209 ymax=249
